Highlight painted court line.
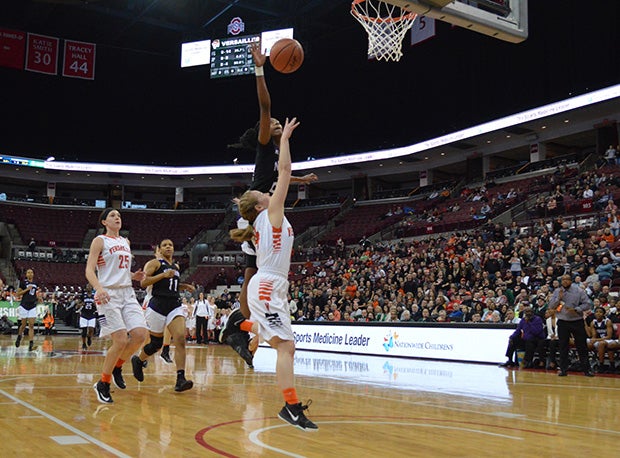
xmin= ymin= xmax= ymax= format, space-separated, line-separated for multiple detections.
xmin=0 ymin=389 xmax=131 ymax=458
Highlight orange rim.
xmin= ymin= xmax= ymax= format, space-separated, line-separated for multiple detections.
xmin=351 ymin=0 xmax=417 ymax=24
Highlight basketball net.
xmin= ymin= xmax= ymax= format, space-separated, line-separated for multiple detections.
xmin=351 ymin=0 xmax=417 ymax=62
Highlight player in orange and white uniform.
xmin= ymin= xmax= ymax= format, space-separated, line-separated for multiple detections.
xmin=86 ymin=208 xmax=148 ymax=404
xmin=225 ymin=117 xmax=317 ymax=431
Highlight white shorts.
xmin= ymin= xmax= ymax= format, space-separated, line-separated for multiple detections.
xmin=590 ymin=339 xmax=615 ymax=348
xmin=247 ymin=272 xmax=293 ymax=342
xmin=186 ymin=316 xmax=196 ymax=329
xmin=145 ymin=306 xmax=185 ymax=334
xmin=80 ymin=317 xmax=96 ymax=329
xmin=18 ymin=307 xmax=37 ymax=320
xmin=96 ymin=287 xmax=147 ymax=338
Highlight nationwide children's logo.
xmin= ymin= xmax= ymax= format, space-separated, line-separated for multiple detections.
xmin=383 ymin=331 xmax=399 ymax=352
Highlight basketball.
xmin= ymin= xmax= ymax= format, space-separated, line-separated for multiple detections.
xmin=269 ymin=38 xmax=304 ymax=74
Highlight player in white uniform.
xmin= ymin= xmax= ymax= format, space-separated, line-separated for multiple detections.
xmin=226 ymin=117 xmax=317 ymax=431
xmin=86 ymin=208 xmax=148 ymax=404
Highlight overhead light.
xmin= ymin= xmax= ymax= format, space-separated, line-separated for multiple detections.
xmin=46 ymin=156 xmax=55 ymax=161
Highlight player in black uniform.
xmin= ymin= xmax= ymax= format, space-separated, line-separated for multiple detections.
xmin=131 ymin=239 xmax=195 ymax=392
xmin=15 ymin=268 xmax=38 ymax=351
xmin=220 ymin=43 xmax=317 ymax=363
xmin=78 ymin=286 xmax=98 ymax=350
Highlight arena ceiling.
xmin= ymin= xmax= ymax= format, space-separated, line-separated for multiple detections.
xmin=1 ymin=1 xmax=619 ymax=191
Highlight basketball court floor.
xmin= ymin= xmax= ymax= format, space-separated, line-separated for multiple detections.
xmin=1 ymin=334 xmax=618 ymax=457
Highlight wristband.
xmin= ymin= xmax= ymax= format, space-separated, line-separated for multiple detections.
xmin=255 ymin=66 xmax=264 ymax=76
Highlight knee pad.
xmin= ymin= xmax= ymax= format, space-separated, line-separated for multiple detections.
xmin=143 ymin=334 xmax=164 ymax=356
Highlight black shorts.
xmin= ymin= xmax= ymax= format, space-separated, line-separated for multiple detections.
xmin=246 ymin=253 xmax=257 ymax=270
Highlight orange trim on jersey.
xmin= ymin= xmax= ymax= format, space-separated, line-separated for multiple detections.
xmin=272 ymin=226 xmax=282 ymax=252
xmin=97 ymin=254 xmax=105 ymax=267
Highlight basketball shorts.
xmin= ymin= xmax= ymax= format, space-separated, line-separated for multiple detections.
xmin=79 ymin=317 xmax=96 ymax=328
xmin=145 ymin=306 xmax=185 ymax=334
xmin=247 ymin=272 xmax=293 ymax=342
xmin=96 ymin=287 xmax=147 ymax=337
xmin=18 ymin=306 xmax=37 ymax=320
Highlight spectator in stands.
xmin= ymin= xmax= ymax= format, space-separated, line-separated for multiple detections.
xmin=499 ymin=307 xmax=545 ymax=368
xmin=27 ymin=237 xmax=36 ymax=253
xmin=215 ymin=268 xmax=228 ymax=286
xmin=0 ymin=315 xmax=12 ymax=334
xmin=604 ymin=144 xmax=617 ymax=165
xmin=596 ymin=257 xmax=614 ymax=282
xmin=504 ymin=308 xmax=520 ymax=324
xmin=549 ymin=274 xmax=594 ymax=377
xmin=608 ymin=209 xmax=620 ymax=238
xmin=42 ymin=308 xmax=54 ymax=335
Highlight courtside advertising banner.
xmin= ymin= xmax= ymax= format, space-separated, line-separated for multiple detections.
xmin=25 ymin=33 xmax=59 ymax=75
xmin=62 ymin=39 xmax=96 ymax=80
xmin=286 ymin=323 xmax=513 ymax=364
xmin=0 ymin=28 xmax=26 ymax=69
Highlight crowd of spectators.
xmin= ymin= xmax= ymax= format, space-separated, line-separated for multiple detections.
xmin=287 ymin=219 xmax=619 ymax=326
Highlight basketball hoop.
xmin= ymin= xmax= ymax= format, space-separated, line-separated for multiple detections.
xmin=351 ymin=0 xmax=417 ymax=62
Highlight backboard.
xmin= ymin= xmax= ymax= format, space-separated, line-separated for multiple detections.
xmin=385 ymin=0 xmax=528 ymax=43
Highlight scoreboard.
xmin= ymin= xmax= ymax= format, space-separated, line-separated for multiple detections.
xmin=209 ymin=34 xmax=259 ymax=79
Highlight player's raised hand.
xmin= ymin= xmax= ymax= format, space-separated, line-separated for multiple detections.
xmin=250 ymin=43 xmax=266 ymax=68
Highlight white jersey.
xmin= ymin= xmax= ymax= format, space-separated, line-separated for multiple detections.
xmin=96 ymin=235 xmax=133 ymax=288
xmin=253 ymin=211 xmax=294 ymax=278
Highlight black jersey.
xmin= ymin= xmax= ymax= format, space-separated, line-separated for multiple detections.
xmin=151 ymin=259 xmax=180 ymax=298
xmin=19 ymin=279 xmax=38 ymax=310
xmin=250 ymin=141 xmax=278 ymax=194
xmin=592 ymin=318 xmax=610 ymax=339
xmin=148 ymin=259 xmax=182 ymax=316
xmin=80 ymin=294 xmax=97 ymax=320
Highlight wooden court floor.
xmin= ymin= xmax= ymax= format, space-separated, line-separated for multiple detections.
xmin=0 ymin=334 xmax=618 ymax=457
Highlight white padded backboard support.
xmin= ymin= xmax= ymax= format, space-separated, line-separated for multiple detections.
xmin=385 ymin=0 xmax=528 ymax=43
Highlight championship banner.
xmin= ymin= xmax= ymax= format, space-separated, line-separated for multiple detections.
xmin=62 ymin=39 xmax=96 ymax=80
xmin=0 ymin=301 xmax=54 ymax=324
xmin=25 ymin=33 xmax=59 ymax=75
xmin=0 ymin=28 xmax=26 ymax=69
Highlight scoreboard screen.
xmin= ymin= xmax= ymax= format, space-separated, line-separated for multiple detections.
xmin=209 ymin=34 xmax=259 ymax=79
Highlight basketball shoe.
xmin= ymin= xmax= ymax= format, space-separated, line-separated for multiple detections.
xmin=174 ymin=377 xmax=194 ymax=392
xmin=219 ymin=310 xmax=245 ymax=343
xmin=278 ymin=401 xmax=318 ymax=431
xmin=112 ymin=366 xmax=126 ymax=389
xmin=131 ymin=355 xmax=146 ymax=382
xmin=94 ymin=381 xmax=113 ymax=404
xmin=226 ymin=333 xmax=254 ymax=368
xmin=160 ymin=347 xmax=173 ymax=364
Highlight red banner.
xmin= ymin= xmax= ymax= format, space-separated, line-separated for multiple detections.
xmin=0 ymin=28 xmax=26 ymax=69
xmin=25 ymin=33 xmax=59 ymax=75
xmin=581 ymin=199 xmax=593 ymax=211
xmin=62 ymin=39 xmax=96 ymax=80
